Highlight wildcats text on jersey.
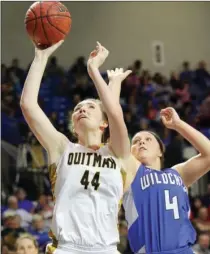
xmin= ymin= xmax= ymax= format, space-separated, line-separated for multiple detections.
xmin=67 ymin=152 xmax=117 ymax=169
xmin=140 ymin=171 xmax=184 ymax=190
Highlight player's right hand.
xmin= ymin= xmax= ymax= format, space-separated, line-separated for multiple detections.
xmin=34 ymin=40 xmax=64 ymax=60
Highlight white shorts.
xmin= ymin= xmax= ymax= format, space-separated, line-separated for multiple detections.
xmin=53 ymin=250 xmax=121 ymax=254
xmin=46 ymin=243 xmax=120 ymax=254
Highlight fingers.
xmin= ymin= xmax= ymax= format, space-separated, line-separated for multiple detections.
xmin=124 ymin=70 xmax=132 ymax=77
xmin=161 ymin=115 xmax=167 ymax=125
xmin=96 ymin=41 xmax=109 ymax=57
xmin=90 ymin=50 xmax=98 ymax=58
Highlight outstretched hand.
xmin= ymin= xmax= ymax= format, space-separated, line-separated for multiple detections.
xmin=160 ymin=107 xmax=181 ymax=129
xmin=107 ymin=68 xmax=132 ymax=83
xmin=87 ymin=42 xmax=109 ymax=74
xmin=34 ymin=40 xmax=64 ymax=60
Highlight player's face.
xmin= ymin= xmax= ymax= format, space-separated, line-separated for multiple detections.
xmin=16 ymin=238 xmax=38 ymax=254
xmin=72 ymin=100 xmax=107 ymax=136
xmin=131 ymin=131 xmax=162 ymax=165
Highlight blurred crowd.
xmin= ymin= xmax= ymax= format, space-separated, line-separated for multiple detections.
xmin=1 ymin=56 xmax=210 ymax=253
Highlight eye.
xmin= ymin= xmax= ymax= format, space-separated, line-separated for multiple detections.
xmin=74 ymin=106 xmax=80 ymax=112
xmin=146 ymin=137 xmax=152 ymax=141
xmin=132 ymin=139 xmax=139 ymax=144
xmin=89 ymin=105 xmax=95 ymax=109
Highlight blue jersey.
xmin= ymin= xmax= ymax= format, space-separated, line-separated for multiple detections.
xmin=123 ymin=165 xmax=196 ymax=254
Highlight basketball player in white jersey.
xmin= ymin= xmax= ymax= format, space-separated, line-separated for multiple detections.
xmin=20 ymin=40 xmax=131 ymax=254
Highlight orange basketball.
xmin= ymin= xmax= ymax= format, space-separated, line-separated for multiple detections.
xmin=25 ymin=1 xmax=72 ymax=49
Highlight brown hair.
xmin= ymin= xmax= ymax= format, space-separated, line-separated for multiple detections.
xmin=15 ymin=234 xmax=38 ymax=250
xmin=70 ymin=98 xmax=110 ymax=144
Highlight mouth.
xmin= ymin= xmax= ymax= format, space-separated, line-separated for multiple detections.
xmin=139 ymin=147 xmax=147 ymax=151
xmin=78 ymin=115 xmax=88 ymax=121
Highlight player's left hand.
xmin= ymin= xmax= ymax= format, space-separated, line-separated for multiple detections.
xmin=160 ymin=107 xmax=181 ymax=129
xmin=107 ymin=68 xmax=132 ymax=83
xmin=87 ymin=42 xmax=109 ymax=70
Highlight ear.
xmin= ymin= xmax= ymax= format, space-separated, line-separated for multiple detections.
xmin=158 ymin=147 xmax=163 ymax=158
xmin=99 ymin=120 xmax=108 ymax=132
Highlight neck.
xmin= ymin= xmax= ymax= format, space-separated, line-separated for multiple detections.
xmin=78 ymin=130 xmax=102 ymax=150
xmin=145 ymin=159 xmax=161 ymax=171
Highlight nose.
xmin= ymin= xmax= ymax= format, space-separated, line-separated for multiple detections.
xmin=139 ymin=140 xmax=145 ymax=146
xmin=79 ymin=106 xmax=86 ymax=113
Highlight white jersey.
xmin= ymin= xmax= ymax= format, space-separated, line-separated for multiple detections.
xmin=48 ymin=141 xmax=124 ymax=253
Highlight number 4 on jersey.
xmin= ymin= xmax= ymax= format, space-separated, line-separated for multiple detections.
xmin=80 ymin=170 xmax=100 ymax=191
xmin=164 ymin=190 xmax=180 ymax=219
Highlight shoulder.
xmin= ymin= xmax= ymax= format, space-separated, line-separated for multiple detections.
xmin=48 ymin=136 xmax=73 ymax=165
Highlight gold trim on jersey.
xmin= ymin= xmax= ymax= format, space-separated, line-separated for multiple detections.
xmin=118 ymin=168 xmax=127 ymax=209
xmin=49 ymin=163 xmax=57 ymax=201
xmin=47 ymin=163 xmax=58 ymax=254
xmin=118 ymin=168 xmax=127 ymax=232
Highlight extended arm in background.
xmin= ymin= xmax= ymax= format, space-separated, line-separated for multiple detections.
xmin=160 ymin=107 xmax=210 ymax=187
xmin=107 ymin=68 xmax=141 ymax=179
xmin=87 ymin=42 xmax=130 ymax=159
xmin=20 ymin=41 xmax=68 ymax=162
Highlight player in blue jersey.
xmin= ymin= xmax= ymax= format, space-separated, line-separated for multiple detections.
xmin=107 ymin=75 xmax=210 ymax=253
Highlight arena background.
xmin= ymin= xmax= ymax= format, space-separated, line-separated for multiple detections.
xmin=2 ymin=2 xmax=210 ymax=74
xmin=1 ymin=1 xmax=210 ymax=254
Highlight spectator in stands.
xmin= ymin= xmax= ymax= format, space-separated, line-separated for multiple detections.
xmin=1 ymin=64 xmax=8 ymax=84
xmin=193 ymin=207 xmax=210 ymax=234
xmin=1 ymin=93 xmax=18 ymax=117
xmin=54 ymin=76 xmax=71 ymax=97
xmin=70 ymin=56 xmax=87 ymax=78
xmin=179 ymin=61 xmax=194 ymax=84
xmin=132 ymin=60 xmax=142 ymax=77
xmin=70 ymin=74 xmax=95 ymax=101
xmin=196 ymin=93 xmax=210 ymax=129
xmin=3 ymin=196 xmax=32 ymax=228
xmin=170 ymin=71 xmax=182 ymax=90
xmin=34 ymin=194 xmax=47 ymax=213
xmin=2 ymin=213 xmax=25 ymax=252
xmin=34 ymin=194 xmax=53 ymax=225
xmin=176 ymin=81 xmax=191 ymax=103
xmin=8 ymin=58 xmax=25 ymax=85
xmin=164 ymin=133 xmax=184 ymax=168
xmin=202 ymin=184 xmax=210 ymax=209
xmin=28 ymin=214 xmax=51 ymax=249
xmin=194 ymin=61 xmax=210 ymax=92
xmin=15 ymin=188 xmax=34 ymax=213
xmin=193 ymin=233 xmax=210 ymax=254
xmin=191 ymin=197 xmax=203 ymax=219
xmin=15 ymin=234 xmax=39 ymax=254
xmin=46 ymin=56 xmax=64 ymax=77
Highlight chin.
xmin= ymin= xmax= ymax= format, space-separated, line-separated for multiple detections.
xmin=77 ymin=122 xmax=98 ymax=132
xmin=137 ymin=154 xmax=150 ymax=164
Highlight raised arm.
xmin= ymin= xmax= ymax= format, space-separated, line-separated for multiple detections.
xmin=87 ymin=42 xmax=131 ymax=158
xmin=20 ymin=41 xmax=68 ymax=163
xmin=107 ymin=68 xmax=141 ymax=179
xmin=160 ymin=107 xmax=210 ymax=187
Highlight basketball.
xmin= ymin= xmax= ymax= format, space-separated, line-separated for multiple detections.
xmin=25 ymin=1 xmax=71 ymax=49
